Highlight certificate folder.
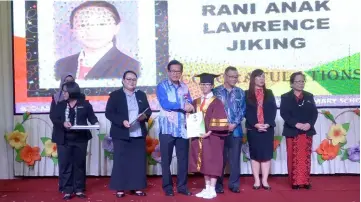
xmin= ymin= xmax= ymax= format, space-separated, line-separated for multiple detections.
xmin=186 ymin=112 xmax=206 ymax=139
xmin=70 ymin=125 xmax=100 ymax=130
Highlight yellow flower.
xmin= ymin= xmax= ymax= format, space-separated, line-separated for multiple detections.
xmin=6 ymin=130 xmax=27 ymax=149
xmin=327 ymin=124 xmax=347 ymax=146
xmin=44 ymin=140 xmax=57 ymax=158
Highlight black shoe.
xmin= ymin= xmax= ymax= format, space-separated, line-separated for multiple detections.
xmin=216 ymin=189 xmax=224 ymax=194
xmin=262 ymin=184 xmax=271 ymax=190
xmin=75 ymin=193 xmax=86 ymax=199
xmin=253 ymin=184 xmax=261 ymax=190
xmin=165 ymin=190 xmax=174 ymax=196
xmin=304 ymin=184 xmax=312 ymax=190
xmin=130 ymin=190 xmax=147 ymax=196
xmin=116 ymin=192 xmax=125 ymax=198
xmin=177 ymin=189 xmax=192 ymax=196
xmin=230 ymin=188 xmax=240 ymax=193
xmin=292 ymin=185 xmax=300 ymax=190
xmin=63 ymin=194 xmax=72 ymax=200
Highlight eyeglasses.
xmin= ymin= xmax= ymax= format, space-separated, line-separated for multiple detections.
xmin=168 ymin=70 xmax=182 ymax=74
xmin=124 ymin=78 xmax=137 ymax=82
xmin=294 ymin=80 xmax=306 ymax=84
xmin=226 ymin=74 xmax=239 ymax=79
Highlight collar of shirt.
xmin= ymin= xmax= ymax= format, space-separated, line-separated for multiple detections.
xmin=220 ymin=85 xmax=235 ymax=93
xmin=123 ymin=88 xmax=138 ymax=96
xmin=77 ymin=43 xmax=114 ymax=67
xmin=167 ymin=79 xmax=185 ymax=89
xmin=201 ymin=92 xmax=214 ymax=99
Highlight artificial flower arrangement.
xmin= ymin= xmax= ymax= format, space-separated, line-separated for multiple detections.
xmin=99 ymin=117 xmax=161 ymax=165
xmin=4 ymin=112 xmax=59 ymax=166
xmin=4 ymin=112 xmax=41 ymax=167
xmin=316 ymin=109 xmax=360 ymax=164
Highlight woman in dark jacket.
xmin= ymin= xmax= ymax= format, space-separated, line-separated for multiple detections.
xmin=280 ymin=72 xmax=318 ymax=190
xmin=50 ymin=81 xmax=98 ymax=200
xmin=49 ymin=73 xmax=74 ymax=193
xmin=105 ymin=71 xmax=152 ymax=198
xmin=245 ymin=69 xmax=277 ymax=190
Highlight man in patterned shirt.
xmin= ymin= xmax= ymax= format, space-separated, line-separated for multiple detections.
xmin=156 ymin=60 xmax=194 ymax=196
xmin=213 ymin=66 xmax=246 ymax=193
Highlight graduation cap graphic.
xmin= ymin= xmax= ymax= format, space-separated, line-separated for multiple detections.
xmin=195 ymin=73 xmax=220 ymax=85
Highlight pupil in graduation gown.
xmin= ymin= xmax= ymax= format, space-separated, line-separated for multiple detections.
xmin=188 ymin=73 xmax=230 ymax=199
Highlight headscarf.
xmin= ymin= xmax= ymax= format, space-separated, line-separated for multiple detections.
xmin=53 ymin=73 xmax=75 ymax=104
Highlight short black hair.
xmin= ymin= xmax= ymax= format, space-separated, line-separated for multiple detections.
xmin=290 ymin=71 xmax=306 ymax=85
xmin=224 ymin=66 xmax=237 ymax=73
xmin=69 ymin=1 xmax=121 ymax=29
xmin=123 ymin=70 xmax=138 ymax=79
xmin=62 ymin=81 xmax=81 ymax=100
xmin=167 ymin=60 xmax=183 ymax=72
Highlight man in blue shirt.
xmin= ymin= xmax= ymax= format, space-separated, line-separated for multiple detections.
xmin=156 ymin=60 xmax=194 ymax=196
xmin=213 ymin=66 xmax=246 ymax=193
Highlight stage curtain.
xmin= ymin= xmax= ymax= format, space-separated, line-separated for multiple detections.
xmin=11 ymin=109 xmax=360 ymax=177
xmin=0 ymin=1 xmax=15 ymax=179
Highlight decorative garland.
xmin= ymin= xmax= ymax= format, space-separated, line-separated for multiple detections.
xmin=99 ymin=117 xmax=161 ymax=165
xmin=316 ymin=109 xmax=360 ymax=164
xmin=6 ymin=109 xmax=359 ymax=167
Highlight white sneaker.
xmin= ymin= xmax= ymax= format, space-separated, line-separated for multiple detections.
xmin=196 ymin=189 xmax=208 ymax=198
xmin=203 ymin=190 xmax=216 ymax=199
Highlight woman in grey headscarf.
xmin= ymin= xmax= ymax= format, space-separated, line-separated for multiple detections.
xmin=52 ymin=74 xmax=75 ymax=105
xmin=49 ymin=73 xmax=74 ymax=193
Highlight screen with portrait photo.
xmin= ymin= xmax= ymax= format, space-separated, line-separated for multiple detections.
xmin=13 ymin=0 xmax=162 ymax=113
xmin=12 ymin=0 xmax=361 ymax=114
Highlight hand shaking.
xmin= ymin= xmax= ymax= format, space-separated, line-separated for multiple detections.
xmin=184 ymin=103 xmax=194 ymax=113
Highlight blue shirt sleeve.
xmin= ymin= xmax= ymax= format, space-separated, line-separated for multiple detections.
xmin=156 ymin=83 xmax=183 ymax=111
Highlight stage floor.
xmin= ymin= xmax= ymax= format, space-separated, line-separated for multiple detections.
xmin=0 ymin=176 xmax=359 ymax=202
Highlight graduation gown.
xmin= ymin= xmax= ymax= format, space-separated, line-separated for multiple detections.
xmin=189 ymin=96 xmax=229 ymax=177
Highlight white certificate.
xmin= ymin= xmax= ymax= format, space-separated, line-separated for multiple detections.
xmin=186 ymin=112 xmax=206 ymax=139
xmin=70 ymin=125 xmax=100 ymax=130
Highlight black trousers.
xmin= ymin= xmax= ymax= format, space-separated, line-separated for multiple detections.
xmin=57 ymin=141 xmax=88 ymax=194
xmin=159 ymin=134 xmax=189 ymax=192
xmin=216 ymin=135 xmax=242 ymax=190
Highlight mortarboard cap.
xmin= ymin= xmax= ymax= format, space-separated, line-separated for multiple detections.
xmin=195 ymin=73 xmax=220 ymax=85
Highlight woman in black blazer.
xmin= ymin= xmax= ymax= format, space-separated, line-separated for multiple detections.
xmin=49 ymin=73 xmax=74 ymax=193
xmin=280 ymin=72 xmax=318 ymax=190
xmin=245 ymin=69 xmax=277 ymax=190
xmin=50 ymin=81 xmax=98 ymax=200
xmin=105 ymin=70 xmax=152 ymax=198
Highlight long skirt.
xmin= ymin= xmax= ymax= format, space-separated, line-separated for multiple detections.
xmin=110 ymin=137 xmax=147 ymax=191
xmin=286 ymin=134 xmax=312 ymax=186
